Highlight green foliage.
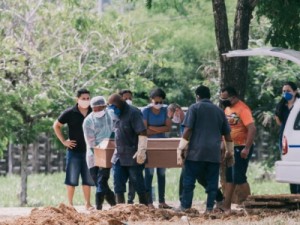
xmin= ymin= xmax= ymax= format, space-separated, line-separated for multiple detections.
xmin=256 ymin=0 xmax=300 ymax=50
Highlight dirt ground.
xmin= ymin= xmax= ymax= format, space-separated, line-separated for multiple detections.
xmin=1 ymin=202 xmax=300 ymax=225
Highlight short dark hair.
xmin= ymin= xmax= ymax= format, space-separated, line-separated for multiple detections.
xmin=119 ymin=89 xmax=132 ymax=96
xmin=195 ymin=85 xmax=210 ymax=99
xmin=76 ymin=88 xmax=90 ymax=97
xmin=149 ymin=88 xmax=166 ymax=99
xmin=221 ymin=86 xmax=238 ymax=97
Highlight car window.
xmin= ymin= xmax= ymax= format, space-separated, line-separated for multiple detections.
xmin=294 ymin=111 xmax=300 ymax=130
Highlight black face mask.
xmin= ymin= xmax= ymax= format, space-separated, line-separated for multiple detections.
xmin=221 ymin=100 xmax=232 ymax=108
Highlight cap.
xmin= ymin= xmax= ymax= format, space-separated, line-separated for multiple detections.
xmin=90 ymin=96 xmax=106 ymax=108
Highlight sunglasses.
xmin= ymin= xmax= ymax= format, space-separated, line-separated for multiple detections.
xmin=154 ymin=101 xmax=163 ymax=105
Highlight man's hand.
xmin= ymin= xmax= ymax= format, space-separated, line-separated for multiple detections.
xmin=241 ymin=147 xmax=250 ymax=159
xmin=133 ymin=136 xmax=147 ymax=164
xmin=177 ymin=138 xmax=189 ymax=166
xmin=63 ymin=139 xmax=76 ymax=149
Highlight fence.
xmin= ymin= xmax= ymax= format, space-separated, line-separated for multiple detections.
xmin=0 ymin=134 xmax=65 ymax=176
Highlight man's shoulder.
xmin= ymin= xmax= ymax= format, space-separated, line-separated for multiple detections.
xmin=59 ymin=105 xmax=76 ymax=117
xmin=236 ymin=100 xmax=252 ymax=112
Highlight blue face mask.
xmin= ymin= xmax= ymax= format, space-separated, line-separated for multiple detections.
xmin=108 ymin=104 xmax=121 ymax=117
xmin=282 ymin=92 xmax=293 ymax=101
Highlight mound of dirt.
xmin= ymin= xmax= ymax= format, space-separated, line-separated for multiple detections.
xmin=0 ymin=203 xmax=295 ymax=225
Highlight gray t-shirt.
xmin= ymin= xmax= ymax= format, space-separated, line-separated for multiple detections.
xmin=183 ymin=99 xmax=231 ymax=163
xmin=111 ymin=103 xmax=146 ymax=166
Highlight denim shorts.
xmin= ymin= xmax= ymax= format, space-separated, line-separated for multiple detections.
xmin=65 ymin=151 xmax=95 ymax=186
xmin=226 ymin=145 xmax=253 ymax=184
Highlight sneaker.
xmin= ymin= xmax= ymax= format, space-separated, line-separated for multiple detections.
xmin=158 ymin=202 xmax=172 ymax=209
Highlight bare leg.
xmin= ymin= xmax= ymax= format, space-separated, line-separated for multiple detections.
xmin=66 ymin=185 xmax=75 ymax=207
xmin=223 ymin=182 xmax=236 ymax=211
xmin=82 ymin=185 xmax=93 ymax=209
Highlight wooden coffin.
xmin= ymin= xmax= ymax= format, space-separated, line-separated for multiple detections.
xmin=94 ymin=138 xmax=181 ymax=168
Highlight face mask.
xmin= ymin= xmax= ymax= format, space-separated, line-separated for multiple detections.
xmin=78 ymin=99 xmax=90 ymax=109
xmin=108 ymin=104 xmax=121 ymax=117
xmin=172 ymin=114 xmax=181 ymax=124
xmin=152 ymin=103 xmax=163 ymax=109
xmin=126 ymin=99 xmax=132 ymax=105
xmin=283 ymin=92 xmax=293 ymax=101
xmin=93 ymin=110 xmax=105 ymax=118
xmin=221 ymin=100 xmax=232 ymax=108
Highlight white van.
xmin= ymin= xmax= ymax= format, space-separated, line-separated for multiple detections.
xmin=275 ymin=98 xmax=300 ymax=184
xmin=224 ymin=47 xmax=300 ymax=184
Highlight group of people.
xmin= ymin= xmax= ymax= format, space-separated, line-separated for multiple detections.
xmin=52 ymin=81 xmax=298 ymax=213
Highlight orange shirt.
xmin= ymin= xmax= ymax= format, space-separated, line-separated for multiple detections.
xmin=224 ymin=100 xmax=254 ymax=146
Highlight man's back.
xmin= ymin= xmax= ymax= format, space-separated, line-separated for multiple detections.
xmin=183 ymin=99 xmax=230 ymax=163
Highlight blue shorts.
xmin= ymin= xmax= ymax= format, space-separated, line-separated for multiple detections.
xmin=65 ymin=151 xmax=95 ymax=186
xmin=226 ymin=145 xmax=253 ymax=184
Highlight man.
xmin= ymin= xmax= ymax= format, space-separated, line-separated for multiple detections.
xmin=176 ymin=85 xmax=233 ymax=213
xmin=82 ymin=96 xmax=116 ymax=210
xmin=119 ymin=89 xmax=133 ymax=105
xmin=220 ymin=86 xmax=256 ymax=212
xmin=108 ymin=93 xmax=148 ymax=205
xmin=168 ymin=103 xmax=226 ymax=207
xmin=53 ymin=88 xmax=94 ymax=210
xmin=119 ymin=89 xmax=136 ymax=204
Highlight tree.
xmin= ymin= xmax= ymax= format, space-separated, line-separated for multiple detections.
xmin=256 ymin=0 xmax=300 ymax=50
xmin=0 ymin=0 xmax=155 ymax=205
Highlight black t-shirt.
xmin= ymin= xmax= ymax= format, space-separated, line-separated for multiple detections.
xmin=58 ymin=104 xmax=92 ymax=152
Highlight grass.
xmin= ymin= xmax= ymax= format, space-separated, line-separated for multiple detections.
xmin=0 ymin=162 xmax=289 ymax=207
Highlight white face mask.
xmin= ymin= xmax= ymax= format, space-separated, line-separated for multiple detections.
xmin=78 ymin=99 xmax=90 ymax=109
xmin=93 ymin=110 xmax=105 ymax=118
xmin=126 ymin=99 xmax=132 ymax=105
xmin=172 ymin=114 xmax=181 ymax=124
xmin=153 ymin=103 xmax=163 ymax=109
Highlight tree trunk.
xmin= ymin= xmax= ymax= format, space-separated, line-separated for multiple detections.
xmin=212 ymin=0 xmax=256 ymax=100
xmin=20 ymin=144 xmax=28 ymax=206
xmin=211 ymin=0 xmax=234 ymax=89
xmin=231 ymin=0 xmax=256 ymax=99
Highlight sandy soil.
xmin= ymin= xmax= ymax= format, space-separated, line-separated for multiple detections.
xmin=0 ymin=203 xmax=299 ymax=225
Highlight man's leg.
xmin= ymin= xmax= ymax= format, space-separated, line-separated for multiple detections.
xmin=82 ymin=185 xmax=93 ymax=209
xmin=232 ymin=146 xmax=253 ymax=204
xmin=64 ymin=151 xmax=80 ymax=207
xmin=80 ymin=153 xmax=95 ymax=209
xmin=127 ymin=180 xmax=135 ymax=204
xmin=113 ymin=160 xmax=128 ymax=204
xmin=89 ymin=167 xmax=103 ymax=210
xmin=203 ymin=162 xmax=220 ymax=211
xmin=196 ymin=169 xmax=224 ymax=206
xmin=100 ymin=168 xmax=116 ymax=206
xmin=66 ymin=185 xmax=75 ymax=206
xmin=129 ymin=165 xmax=148 ymax=205
xmin=179 ymin=168 xmax=184 ymax=202
xmin=181 ymin=160 xmax=197 ymax=209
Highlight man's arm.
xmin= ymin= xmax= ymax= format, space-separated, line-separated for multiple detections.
xmin=182 ymin=127 xmax=192 ymax=140
xmin=53 ymin=120 xmax=76 ymax=149
xmin=82 ymin=120 xmax=96 ymax=148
